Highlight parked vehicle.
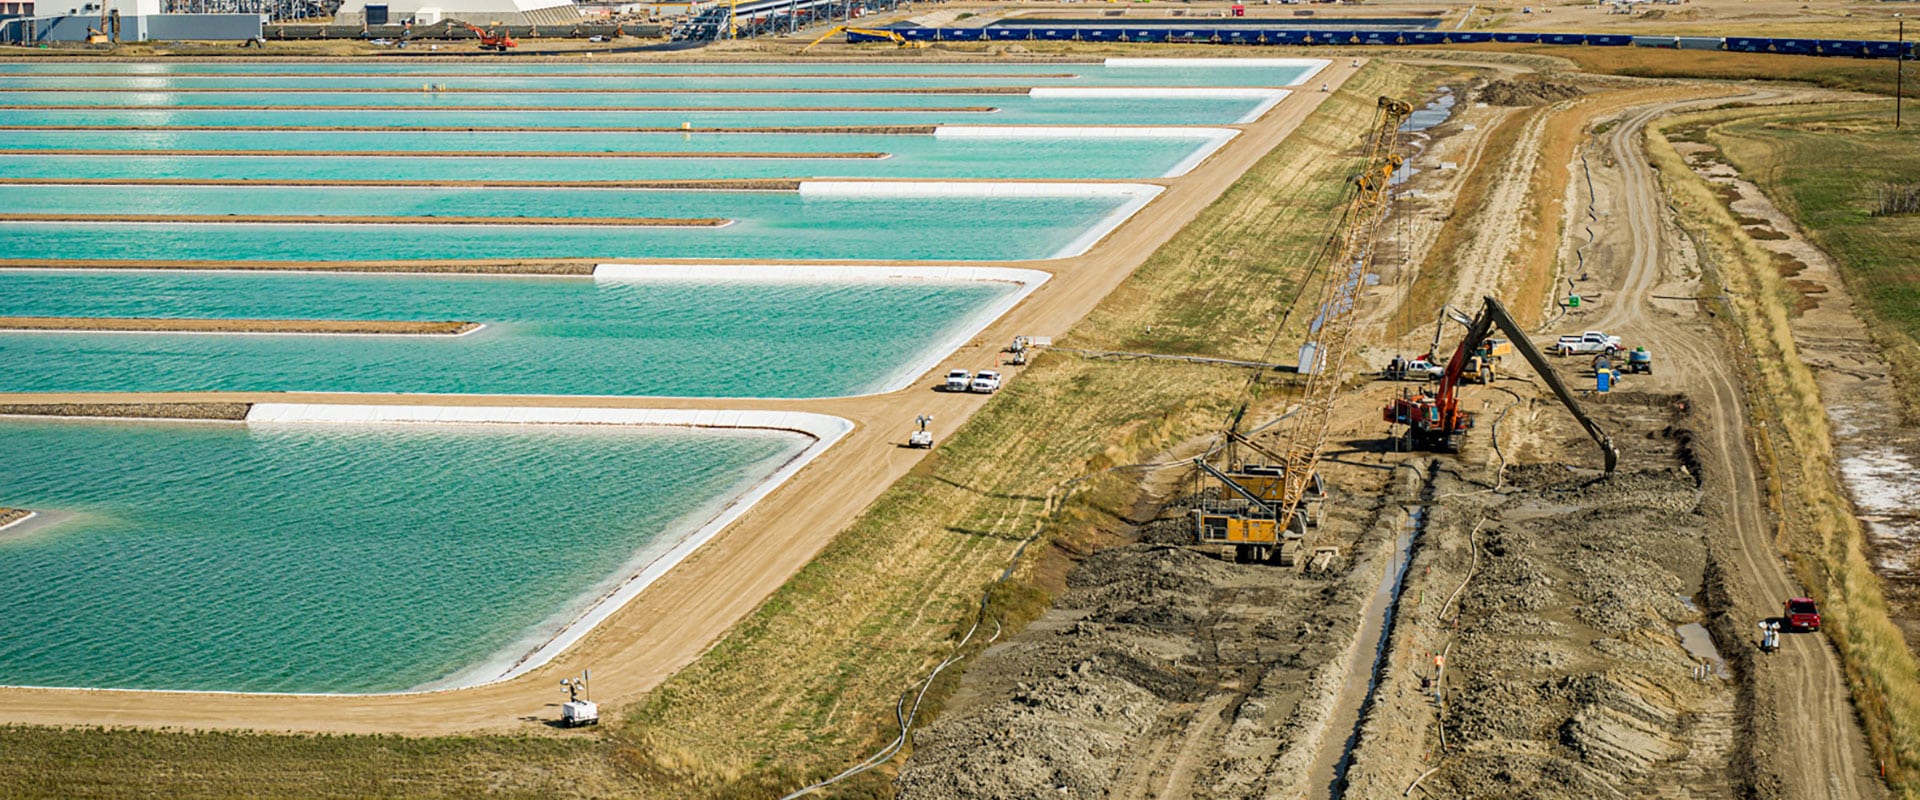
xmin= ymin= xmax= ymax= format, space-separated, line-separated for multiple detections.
xmin=1383 ymin=354 xmax=1445 ymax=381
xmin=1552 ymin=331 xmax=1624 ymax=356
xmin=970 ymin=370 xmax=1003 ymax=394
xmin=1624 ymin=346 xmax=1653 ymax=374
xmin=944 ymin=369 xmax=972 ymax=392
xmin=1783 ymin=597 xmax=1822 ymax=631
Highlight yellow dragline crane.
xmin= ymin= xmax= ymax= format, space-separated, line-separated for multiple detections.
xmin=1191 ymin=95 xmax=1413 ymax=567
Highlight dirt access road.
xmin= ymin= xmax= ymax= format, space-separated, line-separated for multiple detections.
xmin=0 ymin=60 xmax=1363 ymax=736
xmin=1586 ymin=94 xmax=1884 ymax=799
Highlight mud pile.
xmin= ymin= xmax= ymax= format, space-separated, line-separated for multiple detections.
xmin=1422 ymin=402 xmax=1738 ymax=798
xmin=1479 ymin=79 xmax=1582 ymax=106
xmin=898 ymin=467 xmax=1418 ymax=799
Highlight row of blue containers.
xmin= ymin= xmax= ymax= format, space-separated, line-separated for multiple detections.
xmin=849 ymin=26 xmax=1916 ymax=59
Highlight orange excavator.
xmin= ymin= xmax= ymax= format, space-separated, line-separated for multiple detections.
xmin=1384 ymin=295 xmax=1619 ymax=473
xmin=461 ymin=21 xmax=518 ymax=51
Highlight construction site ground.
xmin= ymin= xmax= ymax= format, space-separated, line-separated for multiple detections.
xmin=1 ymin=32 xmax=1915 ymax=800
xmin=896 ymin=67 xmax=1897 ymax=800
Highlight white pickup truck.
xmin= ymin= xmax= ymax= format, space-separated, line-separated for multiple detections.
xmin=971 ymin=370 xmax=1003 ymax=394
xmin=944 ymin=369 xmax=972 ymax=392
xmin=1552 ymin=331 xmax=1623 ymax=356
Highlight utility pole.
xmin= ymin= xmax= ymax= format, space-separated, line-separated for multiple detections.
xmin=1898 ymin=16 xmax=1906 ymax=130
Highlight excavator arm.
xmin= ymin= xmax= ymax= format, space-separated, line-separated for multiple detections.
xmin=1478 ymin=296 xmax=1619 ymax=474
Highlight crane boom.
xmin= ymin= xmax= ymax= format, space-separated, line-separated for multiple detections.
xmin=1262 ymin=95 xmax=1412 ymax=526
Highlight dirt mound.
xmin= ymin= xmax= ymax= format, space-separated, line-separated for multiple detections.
xmin=899 ymin=475 xmax=1414 ymax=799
xmin=1479 ymin=79 xmax=1583 ymax=107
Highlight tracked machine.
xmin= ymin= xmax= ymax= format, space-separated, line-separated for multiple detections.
xmin=1189 ymin=96 xmax=1412 ymax=567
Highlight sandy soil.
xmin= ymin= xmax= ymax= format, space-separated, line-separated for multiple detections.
xmin=0 ymin=59 xmax=1366 ymax=735
xmin=0 ymin=317 xmax=477 ymax=335
xmin=0 ymin=402 xmax=251 ymax=419
xmin=1550 ymin=91 xmax=1884 ymax=799
xmin=1678 ymin=139 xmax=1920 ymax=648
xmin=897 ymin=461 xmax=1418 ymax=800
xmin=893 ymin=72 xmax=1893 ymax=798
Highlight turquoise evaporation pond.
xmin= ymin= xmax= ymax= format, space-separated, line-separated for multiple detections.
xmin=0 ymin=61 xmax=1321 ymax=88
xmin=0 ymin=90 xmax=1130 ymax=110
xmin=0 ymin=418 xmax=812 ymax=693
xmin=0 ymin=186 xmax=1125 ymax=262
xmin=0 ymin=95 xmax=1263 ymax=127
xmin=0 ymin=271 xmax=1016 ymax=397
xmin=0 ymin=137 xmax=1209 ymax=181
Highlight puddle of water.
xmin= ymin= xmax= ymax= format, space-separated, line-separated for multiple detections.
xmin=1323 ymin=504 xmax=1425 ymax=798
xmin=1676 ymin=622 xmax=1729 ymax=679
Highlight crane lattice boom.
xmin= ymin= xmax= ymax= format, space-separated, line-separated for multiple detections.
xmin=1263 ymin=95 xmax=1412 ymax=525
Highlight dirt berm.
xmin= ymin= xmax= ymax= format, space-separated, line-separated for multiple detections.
xmin=1339 ymin=395 xmax=1743 ymax=799
xmin=896 ymin=462 xmax=1425 ymax=799
xmin=1479 ymin=79 xmax=1583 ymax=106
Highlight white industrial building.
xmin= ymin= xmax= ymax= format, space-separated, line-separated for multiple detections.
xmin=334 ymin=0 xmax=583 ymax=25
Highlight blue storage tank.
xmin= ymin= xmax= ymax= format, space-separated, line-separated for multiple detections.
xmin=899 ymin=28 xmax=933 ymax=40
xmin=1724 ymin=36 xmax=1771 ymax=52
xmin=1168 ymin=28 xmax=1216 ymax=41
xmin=1266 ymin=30 xmax=1308 ymax=45
xmin=1820 ymin=39 xmax=1869 ymax=57
xmin=1541 ymin=32 xmax=1583 ymax=45
xmin=1311 ymin=30 xmax=1361 ymax=44
xmin=1864 ymin=40 xmax=1904 ymax=58
xmin=1082 ymin=28 xmax=1121 ymax=42
xmin=946 ymin=27 xmax=985 ymax=41
xmin=1586 ymin=34 xmax=1632 ymax=46
xmin=1405 ymin=31 xmax=1448 ymax=45
xmin=987 ymin=28 xmax=1025 ymax=40
xmin=1493 ymin=32 xmax=1542 ymax=43
xmin=1123 ymin=28 xmax=1167 ymax=43
xmin=1773 ymin=37 xmax=1818 ymax=54
xmin=1220 ymin=28 xmax=1258 ymax=43
xmin=1448 ymin=31 xmax=1494 ymax=43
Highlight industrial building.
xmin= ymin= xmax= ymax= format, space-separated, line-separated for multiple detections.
xmin=0 ymin=0 xmax=262 ymax=42
xmin=333 ymin=0 xmax=582 ymax=27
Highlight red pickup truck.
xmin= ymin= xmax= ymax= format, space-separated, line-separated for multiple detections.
xmin=1784 ymin=597 xmax=1822 ymax=632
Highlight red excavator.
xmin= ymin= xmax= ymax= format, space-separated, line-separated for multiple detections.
xmin=461 ymin=21 xmax=518 ymax=51
xmin=1384 ymin=296 xmax=1619 ymax=473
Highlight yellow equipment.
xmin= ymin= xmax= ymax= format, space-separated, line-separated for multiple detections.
xmin=801 ymin=24 xmax=925 ymax=51
xmin=1193 ymin=95 xmax=1413 ymax=566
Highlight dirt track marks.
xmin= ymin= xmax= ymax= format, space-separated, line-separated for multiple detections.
xmin=1592 ymin=92 xmax=1884 ymax=800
